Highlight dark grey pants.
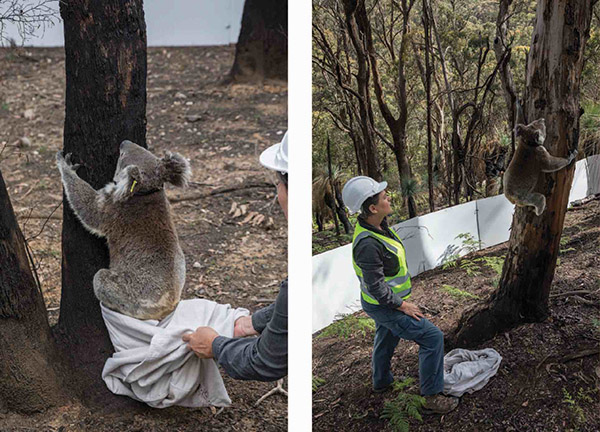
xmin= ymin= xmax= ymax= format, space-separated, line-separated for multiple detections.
xmin=361 ymin=298 xmax=444 ymax=395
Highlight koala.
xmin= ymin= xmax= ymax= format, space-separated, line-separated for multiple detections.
xmin=503 ymin=118 xmax=577 ymax=216
xmin=56 ymin=140 xmax=191 ymax=320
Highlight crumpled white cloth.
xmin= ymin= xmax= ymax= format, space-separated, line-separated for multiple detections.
xmin=100 ymin=299 xmax=249 ymax=408
xmin=443 ymin=348 xmax=502 ymax=397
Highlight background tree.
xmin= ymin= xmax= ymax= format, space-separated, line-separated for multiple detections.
xmin=229 ymin=0 xmax=288 ymax=82
xmin=451 ymin=0 xmax=597 ymax=347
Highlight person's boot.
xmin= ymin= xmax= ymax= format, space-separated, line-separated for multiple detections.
xmin=422 ymin=394 xmax=459 ymax=414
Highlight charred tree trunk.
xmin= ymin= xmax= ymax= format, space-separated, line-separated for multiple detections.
xmin=0 ymin=171 xmax=65 ymax=412
xmin=450 ymin=0 xmax=594 ymax=348
xmin=229 ymin=0 xmax=288 ymax=82
xmin=326 ymin=135 xmax=340 ymax=236
xmin=423 ymin=0 xmax=435 ymax=212
xmin=342 ymin=0 xmax=382 ymax=181
xmin=59 ymin=0 xmax=147 ymax=403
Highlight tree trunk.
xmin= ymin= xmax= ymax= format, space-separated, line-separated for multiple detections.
xmin=342 ymin=0 xmax=382 ymax=181
xmin=0 ymin=170 xmax=65 ymax=412
xmin=59 ymin=0 xmax=147 ymax=403
xmin=229 ymin=0 xmax=288 ymax=83
xmin=423 ymin=0 xmax=435 ymax=212
xmin=494 ymin=0 xmax=523 ymax=159
xmin=326 ymin=135 xmax=340 ymax=236
xmin=450 ymin=0 xmax=594 ymax=348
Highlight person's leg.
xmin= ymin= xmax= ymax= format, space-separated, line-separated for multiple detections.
xmin=368 ymin=308 xmax=443 ymax=395
xmin=371 ymin=321 xmax=400 ymax=390
xmin=362 ymin=300 xmax=400 ymax=391
xmin=415 ymin=319 xmax=444 ymax=396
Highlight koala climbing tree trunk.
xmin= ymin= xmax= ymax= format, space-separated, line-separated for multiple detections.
xmin=58 ymin=0 xmax=147 ymax=404
xmin=228 ymin=0 xmax=288 ymax=82
xmin=0 ymin=170 xmax=65 ymax=412
xmin=450 ymin=0 xmax=595 ymax=348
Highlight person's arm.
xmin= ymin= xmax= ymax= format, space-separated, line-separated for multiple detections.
xmin=251 ymin=303 xmax=275 ymax=333
xmin=211 ymin=280 xmax=288 ymax=381
xmin=354 ymin=239 xmax=404 ymax=309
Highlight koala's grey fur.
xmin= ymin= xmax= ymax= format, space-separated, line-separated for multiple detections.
xmin=503 ymin=118 xmax=577 ymax=216
xmin=57 ymin=140 xmax=192 ymax=320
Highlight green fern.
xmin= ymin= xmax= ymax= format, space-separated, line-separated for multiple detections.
xmin=312 ymin=376 xmax=326 ymax=392
xmin=441 ymin=284 xmax=480 ymax=300
xmin=380 ymin=378 xmax=426 ymax=432
xmin=317 ymin=314 xmax=376 ymax=339
xmin=460 ymin=259 xmax=481 ymax=276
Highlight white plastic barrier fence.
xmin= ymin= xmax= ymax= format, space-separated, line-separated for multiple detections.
xmin=312 ymin=157 xmax=600 ymax=333
xmin=2 ymin=0 xmax=245 ymax=47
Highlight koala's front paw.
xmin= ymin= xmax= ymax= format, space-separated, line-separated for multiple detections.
xmin=568 ymin=149 xmax=578 ymax=164
xmin=57 ymin=151 xmax=81 ymax=172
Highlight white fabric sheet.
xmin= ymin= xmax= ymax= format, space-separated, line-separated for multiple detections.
xmin=101 ymin=299 xmax=249 ymax=408
xmin=443 ymin=348 xmax=502 ymax=397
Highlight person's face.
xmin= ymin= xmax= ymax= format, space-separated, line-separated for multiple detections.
xmin=369 ymin=190 xmax=392 ymax=217
xmin=277 ymin=181 xmax=288 ymax=220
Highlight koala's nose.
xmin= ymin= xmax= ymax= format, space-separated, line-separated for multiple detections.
xmin=120 ymin=140 xmax=133 ymax=150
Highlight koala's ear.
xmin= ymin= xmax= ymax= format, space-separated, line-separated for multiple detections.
xmin=160 ymin=151 xmax=191 ymax=187
xmin=114 ymin=165 xmax=141 ymax=201
xmin=515 ymin=124 xmax=525 ymax=137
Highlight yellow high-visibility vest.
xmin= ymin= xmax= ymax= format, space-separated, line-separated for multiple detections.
xmin=352 ymin=222 xmax=412 ymax=305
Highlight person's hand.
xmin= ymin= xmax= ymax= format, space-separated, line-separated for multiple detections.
xmin=398 ymin=301 xmax=424 ymax=321
xmin=234 ymin=316 xmax=259 ymax=337
xmin=182 ymin=327 xmax=219 ymax=358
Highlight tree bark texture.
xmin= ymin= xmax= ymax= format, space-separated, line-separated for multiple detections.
xmin=0 ymin=171 xmax=64 ymax=412
xmin=451 ymin=0 xmax=594 ymax=348
xmin=229 ymin=0 xmax=288 ymax=82
xmin=59 ymin=0 xmax=147 ymax=334
xmin=58 ymin=0 xmax=147 ymax=406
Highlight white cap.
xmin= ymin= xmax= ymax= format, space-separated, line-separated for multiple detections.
xmin=342 ymin=176 xmax=388 ymax=214
xmin=259 ymin=131 xmax=288 ymax=173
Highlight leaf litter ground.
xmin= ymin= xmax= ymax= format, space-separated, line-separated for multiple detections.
xmin=0 ymin=46 xmax=287 ymax=431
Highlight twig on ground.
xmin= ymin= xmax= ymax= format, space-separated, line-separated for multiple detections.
xmin=559 ymin=348 xmax=599 ymax=363
xmin=550 ymin=289 xmax=599 ymax=299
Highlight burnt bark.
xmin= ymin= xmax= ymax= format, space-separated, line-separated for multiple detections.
xmin=229 ymin=0 xmax=288 ymax=82
xmin=450 ymin=0 xmax=594 ymax=348
xmin=423 ymin=0 xmax=435 ymax=212
xmin=0 ymin=170 xmax=65 ymax=412
xmin=59 ymin=0 xmax=147 ymax=404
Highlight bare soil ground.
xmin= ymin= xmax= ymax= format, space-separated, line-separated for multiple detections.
xmin=0 ymin=46 xmax=287 ymax=431
xmin=313 ymin=199 xmax=600 ymax=432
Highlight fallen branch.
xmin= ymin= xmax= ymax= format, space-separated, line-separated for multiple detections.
xmin=559 ymin=348 xmax=599 ymax=363
xmin=168 ymin=181 xmax=273 ymax=203
xmin=550 ymin=289 xmax=599 ymax=299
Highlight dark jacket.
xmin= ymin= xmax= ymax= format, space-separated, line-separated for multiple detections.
xmin=353 ymin=216 xmax=405 ymax=309
xmin=211 ymin=279 xmax=288 ymax=381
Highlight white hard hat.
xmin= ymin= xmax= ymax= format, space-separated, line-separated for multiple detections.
xmin=259 ymin=131 xmax=288 ymax=173
xmin=342 ymin=176 xmax=388 ymax=214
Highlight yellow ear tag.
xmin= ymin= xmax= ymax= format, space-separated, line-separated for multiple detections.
xmin=130 ymin=180 xmax=137 ymax=193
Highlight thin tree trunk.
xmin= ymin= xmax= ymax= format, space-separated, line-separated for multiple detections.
xmin=0 ymin=170 xmax=65 ymax=412
xmin=326 ymin=135 xmax=340 ymax=236
xmin=59 ymin=0 xmax=147 ymax=403
xmin=494 ymin=0 xmax=524 ymax=158
xmin=451 ymin=0 xmax=594 ymax=348
xmin=423 ymin=0 xmax=435 ymax=212
xmin=229 ymin=0 xmax=288 ymax=82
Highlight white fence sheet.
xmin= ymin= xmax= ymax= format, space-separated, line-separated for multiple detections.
xmin=2 ymin=0 xmax=245 ymax=47
xmin=313 ymin=157 xmax=597 ymax=333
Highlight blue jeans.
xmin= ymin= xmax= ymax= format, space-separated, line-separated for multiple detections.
xmin=362 ymin=298 xmax=444 ymax=396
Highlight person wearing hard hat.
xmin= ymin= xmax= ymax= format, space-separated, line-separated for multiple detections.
xmin=182 ymin=133 xmax=288 ymax=383
xmin=342 ymin=176 xmax=458 ymax=414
